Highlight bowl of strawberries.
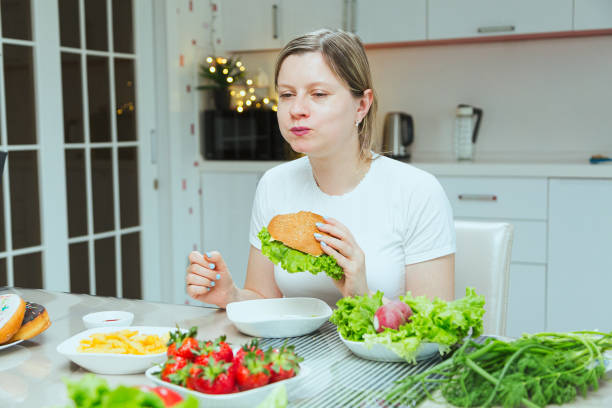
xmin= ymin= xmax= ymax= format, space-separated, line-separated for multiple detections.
xmin=145 ymin=326 xmax=307 ymax=408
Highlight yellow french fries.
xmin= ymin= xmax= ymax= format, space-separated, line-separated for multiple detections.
xmin=77 ymin=329 xmax=168 ymax=355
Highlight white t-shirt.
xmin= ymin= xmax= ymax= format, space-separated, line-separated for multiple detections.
xmin=248 ymin=154 xmax=456 ymax=306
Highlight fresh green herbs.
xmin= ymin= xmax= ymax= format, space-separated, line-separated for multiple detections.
xmin=330 ymin=288 xmax=486 ymax=362
xmin=387 ymin=331 xmax=612 ymax=408
xmin=258 ymin=227 xmax=343 ymax=280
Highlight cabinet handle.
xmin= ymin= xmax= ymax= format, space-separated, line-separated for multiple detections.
xmin=458 ymin=194 xmax=498 ymax=201
xmin=351 ymin=0 xmax=357 ymax=32
xmin=272 ymin=4 xmax=279 ymax=39
xmin=477 ymin=25 xmax=515 ymax=34
xmin=342 ymin=0 xmax=349 ymax=30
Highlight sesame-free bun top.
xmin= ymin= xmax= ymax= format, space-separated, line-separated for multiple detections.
xmin=267 ymin=211 xmax=329 ymax=256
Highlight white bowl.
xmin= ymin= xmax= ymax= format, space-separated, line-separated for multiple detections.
xmin=339 ymin=333 xmax=438 ymax=362
xmin=82 ymin=311 xmax=134 ymax=329
xmin=145 ymin=363 xmax=309 ymax=408
xmin=226 ymin=297 xmax=332 ymax=338
xmin=56 ymin=326 xmax=174 ymax=375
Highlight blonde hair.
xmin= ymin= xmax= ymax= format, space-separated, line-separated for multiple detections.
xmin=274 ymin=29 xmax=378 ymax=162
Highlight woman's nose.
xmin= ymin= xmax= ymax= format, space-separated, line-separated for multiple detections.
xmin=289 ymin=95 xmax=309 ymax=118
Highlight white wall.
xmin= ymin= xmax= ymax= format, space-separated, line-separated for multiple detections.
xmin=155 ymin=0 xmax=214 ymax=304
xmin=236 ymin=35 xmax=612 ymax=163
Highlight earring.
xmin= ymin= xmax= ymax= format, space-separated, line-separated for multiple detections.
xmin=355 ymin=120 xmax=360 ymax=127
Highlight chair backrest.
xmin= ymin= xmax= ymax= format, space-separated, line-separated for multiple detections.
xmin=454 ymin=220 xmax=514 ymax=336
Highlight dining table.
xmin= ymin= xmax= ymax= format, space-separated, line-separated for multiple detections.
xmin=1 ymin=286 xmax=611 ymax=408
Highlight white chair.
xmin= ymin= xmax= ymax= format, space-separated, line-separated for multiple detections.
xmin=454 ymin=220 xmax=514 ymax=336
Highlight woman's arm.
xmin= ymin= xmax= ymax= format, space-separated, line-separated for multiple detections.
xmin=239 ymin=245 xmax=283 ymax=301
xmin=186 ymin=246 xmax=281 ymax=308
xmin=404 ymin=254 xmax=455 ymax=301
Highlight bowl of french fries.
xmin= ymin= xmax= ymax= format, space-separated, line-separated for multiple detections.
xmin=56 ymin=326 xmax=175 ymax=374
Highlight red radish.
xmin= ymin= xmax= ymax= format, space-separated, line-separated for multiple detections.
xmin=373 ymin=300 xmax=413 ymax=332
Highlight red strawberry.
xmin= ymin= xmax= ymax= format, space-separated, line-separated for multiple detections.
xmin=234 ymin=339 xmax=264 ymax=367
xmin=186 ymin=359 xmax=235 ymax=394
xmin=176 ymin=337 xmax=200 ymax=360
xmin=160 ymin=356 xmax=188 ymax=383
xmin=167 ymin=326 xmax=198 ymax=359
xmin=266 ymin=344 xmax=303 ymax=383
xmin=199 ymin=335 xmax=233 ymax=363
xmin=235 ymin=351 xmax=271 ymax=391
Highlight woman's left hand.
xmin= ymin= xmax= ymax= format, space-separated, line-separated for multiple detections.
xmin=314 ymin=217 xmax=368 ymax=297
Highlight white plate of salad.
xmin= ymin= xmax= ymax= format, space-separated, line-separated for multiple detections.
xmin=330 ymin=287 xmax=486 ymax=363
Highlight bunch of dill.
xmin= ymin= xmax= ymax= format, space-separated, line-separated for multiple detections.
xmin=387 ymin=331 xmax=612 ymax=408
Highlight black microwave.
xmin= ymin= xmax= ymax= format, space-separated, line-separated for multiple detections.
xmin=200 ymin=109 xmax=295 ymax=160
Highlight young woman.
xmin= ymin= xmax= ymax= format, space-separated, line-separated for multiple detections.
xmin=186 ymin=29 xmax=455 ymax=308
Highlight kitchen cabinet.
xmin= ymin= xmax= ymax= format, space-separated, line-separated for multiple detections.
xmin=281 ymin=0 xmax=345 ymax=44
xmin=219 ymin=0 xmax=344 ymax=52
xmin=428 ymin=0 xmax=573 ymax=40
xmin=218 ymin=0 xmax=283 ymax=52
xmin=574 ymin=0 xmax=612 ymax=30
xmin=200 ymin=171 xmax=262 ymax=289
xmin=547 ymin=178 xmax=612 ymax=332
xmin=350 ymin=0 xmax=426 ymax=44
xmin=437 ymin=176 xmax=549 ymax=338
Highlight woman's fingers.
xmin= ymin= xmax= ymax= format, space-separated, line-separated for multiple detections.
xmin=187 ymin=284 xmax=208 ymax=297
xmin=316 ymin=217 xmax=357 ymax=244
xmin=319 ymin=239 xmax=350 ymax=270
xmin=186 ymin=272 xmax=215 ymax=288
xmin=186 ymin=262 xmax=218 ymax=280
xmin=314 ymin=232 xmax=352 ymax=258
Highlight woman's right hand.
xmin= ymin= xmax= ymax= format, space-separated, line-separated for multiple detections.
xmin=186 ymin=251 xmax=236 ymax=308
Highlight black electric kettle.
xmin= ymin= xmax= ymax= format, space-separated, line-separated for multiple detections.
xmin=382 ymin=112 xmax=414 ymax=160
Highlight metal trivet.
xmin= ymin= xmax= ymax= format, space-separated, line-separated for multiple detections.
xmin=258 ymin=322 xmax=447 ymax=407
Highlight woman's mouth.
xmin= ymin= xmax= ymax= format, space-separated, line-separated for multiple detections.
xmin=290 ymin=127 xmax=311 ymax=136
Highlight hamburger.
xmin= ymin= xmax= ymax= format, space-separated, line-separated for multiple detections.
xmin=258 ymin=211 xmax=344 ymax=280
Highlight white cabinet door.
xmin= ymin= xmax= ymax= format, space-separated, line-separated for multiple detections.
xmin=352 ymin=0 xmax=426 ymax=44
xmin=200 ymin=172 xmax=261 ymax=290
xmin=506 ymin=264 xmax=546 ymax=338
xmin=281 ymin=0 xmax=345 ymax=43
xmin=428 ymin=0 xmax=573 ymax=40
xmin=547 ymin=178 xmax=612 ymax=332
xmin=574 ymin=0 xmax=612 ymax=30
xmin=219 ymin=0 xmax=283 ymax=52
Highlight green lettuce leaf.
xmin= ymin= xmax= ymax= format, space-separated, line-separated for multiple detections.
xmin=258 ymin=227 xmax=344 ymax=280
xmin=63 ymin=374 xmax=198 ymax=408
xmin=329 ymin=291 xmax=384 ymax=341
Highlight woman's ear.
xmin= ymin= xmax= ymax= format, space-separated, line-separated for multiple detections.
xmin=356 ymin=89 xmax=374 ymax=122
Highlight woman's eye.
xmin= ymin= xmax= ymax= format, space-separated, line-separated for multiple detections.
xmin=313 ymin=92 xmax=327 ymax=98
xmin=279 ymin=93 xmax=293 ymax=98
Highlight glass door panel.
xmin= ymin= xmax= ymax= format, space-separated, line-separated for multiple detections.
xmin=4 ymin=44 xmax=36 ymax=145
xmin=1 ymin=0 xmax=32 ymax=40
xmin=0 ymin=2 xmax=43 ymax=288
xmin=59 ymin=0 xmax=147 ymax=299
xmin=59 ymin=0 xmax=80 ymax=48
xmin=84 ymin=0 xmax=108 ymax=51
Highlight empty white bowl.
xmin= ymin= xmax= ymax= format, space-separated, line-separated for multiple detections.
xmin=226 ymin=297 xmax=332 ymax=338
xmin=82 ymin=311 xmax=134 ymax=329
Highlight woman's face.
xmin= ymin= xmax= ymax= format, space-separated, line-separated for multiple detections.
xmin=276 ymin=52 xmax=365 ymax=158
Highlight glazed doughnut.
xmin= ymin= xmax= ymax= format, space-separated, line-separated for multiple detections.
xmin=9 ymin=302 xmax=51 ymax=342
xmin=0 ymin=294 xmax=26 ymax=344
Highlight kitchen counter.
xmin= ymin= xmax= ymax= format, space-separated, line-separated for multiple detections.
xmin=199 ymin=159 xmax=612 ymax=178
xmin=1 ymin=287 xmax=611 ymax=407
